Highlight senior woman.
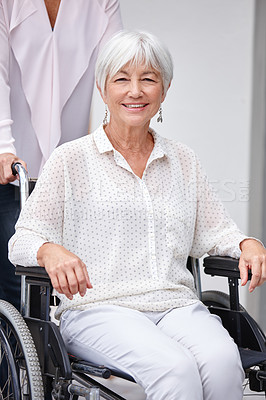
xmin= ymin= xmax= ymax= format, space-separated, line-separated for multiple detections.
xmin=9 ymin=31 xmax=266 ymax=400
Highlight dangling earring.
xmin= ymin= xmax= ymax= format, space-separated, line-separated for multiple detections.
xmin=103 ymin=104 xmax=108 ymax=125
xmin=157 ymin=106 xmax=163 ymax=123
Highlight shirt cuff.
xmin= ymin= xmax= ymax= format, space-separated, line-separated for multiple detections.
xmin=208 ymin=233 xmax=248 ymax=259
xmin=8 ymin=234 xmax=47 ymax=267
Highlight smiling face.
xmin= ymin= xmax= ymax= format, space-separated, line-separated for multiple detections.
xmin=98 ymin=62 xmax=166 ymax=130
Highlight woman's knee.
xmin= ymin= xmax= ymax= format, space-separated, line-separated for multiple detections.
xmin=144 ymin=354 xmax=203 ymax=400
xmin=203 ymin=339 xmax=242 ymax=375
xmin=200 ymin=340 xmax=244 ymax=399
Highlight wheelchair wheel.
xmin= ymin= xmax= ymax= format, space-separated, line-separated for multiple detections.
xmin=0 ymin=300 xmax=44 ymax=399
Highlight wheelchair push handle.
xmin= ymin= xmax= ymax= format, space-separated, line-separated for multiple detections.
xmin=11 ymin=161 xmax=22 ymax=177
xmin=11 ymin=162 xmax=29 ymax=209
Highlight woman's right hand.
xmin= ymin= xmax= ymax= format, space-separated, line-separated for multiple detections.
xmin=37 ymin=243 xmax=93 ymax=300
xmin=0 ymin=153 xmax=27 ymax=184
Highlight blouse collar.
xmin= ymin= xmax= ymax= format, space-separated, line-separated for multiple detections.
xmin=93 ymin=125 xmax=168 ymax=162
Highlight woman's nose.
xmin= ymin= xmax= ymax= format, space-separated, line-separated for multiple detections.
xmin=128 ymin=80 xmax=142 ymax=97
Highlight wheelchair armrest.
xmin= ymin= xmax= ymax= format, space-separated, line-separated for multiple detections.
xmin=15 ymin=265 xmax=50 ymax=281
xmin=15 ymin=266 xmax=58 ymax=319
xmin=203 ymin=256 xmax=252 ymax=280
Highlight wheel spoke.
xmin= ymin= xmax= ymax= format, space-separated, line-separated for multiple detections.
xmin=0 ymin=336 xmax=14 ymax=399
xmin=0 ymin=352 xmax=14 ymax=399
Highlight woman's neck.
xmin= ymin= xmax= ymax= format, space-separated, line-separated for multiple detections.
xmin=104 ymin=121 xmax=153 ymax=154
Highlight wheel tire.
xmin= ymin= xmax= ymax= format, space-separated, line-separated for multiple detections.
xmin=202 ymin=290 xmax=246 ymax=311
xmin=0 ymin=300 xmax=44 ymax=399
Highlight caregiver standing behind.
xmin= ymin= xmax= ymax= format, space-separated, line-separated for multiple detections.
xmin=0 ymin=0 xmax=122 ymax=311
xmin=9 ymin=31 xmax=266 ymax=400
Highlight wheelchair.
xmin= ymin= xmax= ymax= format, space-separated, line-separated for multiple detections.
xmin=0 ymin=164 xmax=266 ymax=399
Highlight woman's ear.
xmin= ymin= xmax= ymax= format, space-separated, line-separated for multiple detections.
xmin=161 ymin=82 xmax=171 ymax=103
xmin=96 ymin=82 xmax=107 ymax=103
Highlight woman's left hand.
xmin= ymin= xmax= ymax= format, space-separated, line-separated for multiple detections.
xmin=238 ymin=239 xmax=266 ymax=292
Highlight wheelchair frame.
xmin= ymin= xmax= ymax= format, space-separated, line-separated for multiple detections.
xmin=0 ymin=164 xmax=266 ymax=399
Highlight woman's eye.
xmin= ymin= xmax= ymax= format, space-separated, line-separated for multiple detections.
xmin=143 ymin=78 xmax=155 ymax=82
xmin=115 ymin=78 xmax=127 ymax=82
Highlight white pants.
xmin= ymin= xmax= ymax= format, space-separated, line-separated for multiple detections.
xmin=60 ymin=302 xmax=244 ymax=400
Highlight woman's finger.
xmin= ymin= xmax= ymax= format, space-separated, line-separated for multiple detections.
xmin=86 ymin=272 xmax=93 ymax=289
xmin=49 ymin=273 xmax=63 ymax=295
xmin=238 ymin=258 xmax=249 ymax=287
xmin=249 ymin=257 xmax=261 ymax=292
xmin=65 ymin=267 xmax=80 ymax=296
xmin=74 ymin=268 xmax=87 ymax=297
xmin=258 ymin=258 xmax=266 ymax=286
xmin=58 ymin=272 xmax=73 ymax=300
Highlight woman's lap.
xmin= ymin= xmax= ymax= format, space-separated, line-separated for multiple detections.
xmin=60 ymin=302 xmax=244 ymax=400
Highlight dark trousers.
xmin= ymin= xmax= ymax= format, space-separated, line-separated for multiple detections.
xmin=0 ymin=183 xmax=21 ymax=311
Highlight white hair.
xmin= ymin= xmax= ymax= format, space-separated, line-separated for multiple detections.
xmin=95 ymin=30 xmax=173 ymax=94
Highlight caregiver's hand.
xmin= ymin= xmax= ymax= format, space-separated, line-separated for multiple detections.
xmin=0 ymin=153 xmax=27 ymax=184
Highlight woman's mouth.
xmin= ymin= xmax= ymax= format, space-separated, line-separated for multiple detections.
xmin=122 ymin=104 xmax=148 ymax=109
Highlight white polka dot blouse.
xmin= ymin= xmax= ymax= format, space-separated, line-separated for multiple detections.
xmin=9 ymin=125 xmax=247 ymax=319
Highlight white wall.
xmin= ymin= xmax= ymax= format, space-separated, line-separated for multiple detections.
xmin=90 ymin=0 xmax=256 ymax=306
xmin=248 ymin=0 xmax=266 ymax=329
